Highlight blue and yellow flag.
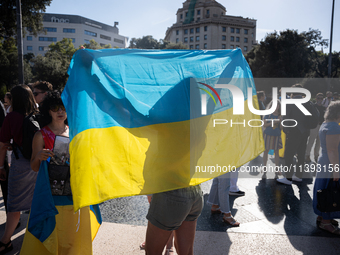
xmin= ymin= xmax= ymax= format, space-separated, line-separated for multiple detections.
xmin=62 ymin=48 xmax=264 ymax=211
xmin=20 ymin=161 xmax=102 ymax=255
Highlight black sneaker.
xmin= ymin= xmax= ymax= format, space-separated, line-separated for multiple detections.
xmin=229 ymin=190 xmax=245 ymax=196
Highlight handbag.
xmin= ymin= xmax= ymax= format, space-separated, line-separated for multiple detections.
xmin=317 ymin=180 xmax=340 ymax=212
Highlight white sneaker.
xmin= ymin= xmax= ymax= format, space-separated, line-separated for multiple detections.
xmin=276 ymin=177 xmax=292 ymax=185
xmin=292 ymin=175 xmax=302 ymax=182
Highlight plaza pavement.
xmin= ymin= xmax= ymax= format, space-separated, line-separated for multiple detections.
xmin=1 ymin=154 xmax=340 ymax=254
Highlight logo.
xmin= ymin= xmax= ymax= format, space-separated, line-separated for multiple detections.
xmin=198 ymin=82 xmax=222 ymax=115
xmin=200 ymin=85 xmax=312 ymax=116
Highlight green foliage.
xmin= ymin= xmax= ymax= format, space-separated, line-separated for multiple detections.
xmin=0 ymin=37 xmax=19 ymax=91
xmin=0 ymin=0 xmax=52 ymax=38
xmin=129 ymin=36 xmax=188 ymax=49
xmin=245 ymin=28 xmax=340 ymax=96
xmin=82 ymin=39 xmax=111 ymax=50
xmin=48 ymin=38 xmax=77 ymax=61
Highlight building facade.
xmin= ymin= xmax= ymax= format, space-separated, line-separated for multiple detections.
xmin=164 ymin=0 xmax=257 ymax=52
xmin=23 ymin=13 xmax=128 ymax=56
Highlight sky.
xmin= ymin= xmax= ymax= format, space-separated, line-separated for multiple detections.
xmin=45 ymin=0 xmax=340 ymax=52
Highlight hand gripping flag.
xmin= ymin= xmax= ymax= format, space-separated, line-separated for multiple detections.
xmin=62 ymin=48 xmax=264 ymax=211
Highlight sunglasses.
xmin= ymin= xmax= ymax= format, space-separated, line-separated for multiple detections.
xmin=33 ymin=91 xmax=45 ymax=96
xmin=50 ymin=105 xmax=66 ymax=112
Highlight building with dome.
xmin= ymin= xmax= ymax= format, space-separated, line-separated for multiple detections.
xmin=164 ymin=0 xmax=257 ymax=52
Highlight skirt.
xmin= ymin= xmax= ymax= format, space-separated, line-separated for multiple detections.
xmin=7 ymin=150 xmax=38 ymax=212
xmin=263 ymin=133 xmax=282 ymax=151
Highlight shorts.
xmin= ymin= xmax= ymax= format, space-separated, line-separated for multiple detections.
xmin=146 ymin=185 xmax=203 ymax=231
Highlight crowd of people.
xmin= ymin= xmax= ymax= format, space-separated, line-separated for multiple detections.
xmin=0 ymin=82 xmax=339 ymax=255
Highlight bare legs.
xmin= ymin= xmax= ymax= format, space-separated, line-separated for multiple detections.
xmin=0 ymin=211 xmax=20 ymax=251
xmin=145 ymin=220 xmax=197 ymax=255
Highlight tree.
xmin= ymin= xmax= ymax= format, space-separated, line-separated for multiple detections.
xmin=31 ymin=39 xmax=77 ymax=90
xmin=246 ymin=29 xmax=317 ymax=78
xmin=129 ymin=35 xmax=160 ymax=49
xmin=129 ymin=36 xmax=188 ymax=49
xmin=0 ymin=0 xmax=52 ymax=39
xmin=82 ymin=39 xmax=111 ymax=50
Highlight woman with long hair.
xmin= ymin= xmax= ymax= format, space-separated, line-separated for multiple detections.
xmin=20 ymin=91 xmax=100 ymax=255
xmin=0 ymin=85 xmax=39 ymax=254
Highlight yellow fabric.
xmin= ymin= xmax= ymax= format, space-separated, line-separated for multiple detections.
xmin=70 ymin=95 xmax=265 ymax=211
xmin=20 ymin=206 xmax=99 ymax=255
xmin=279 ymin=130 xmax=286 ymax=158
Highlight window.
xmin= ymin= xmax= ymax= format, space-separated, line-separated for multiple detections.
xmin=236 ymin=45 xmax=240 ymax=48
xmin=196 ymin=36 xmax=200 ymax=41
xmin=44 ymin=27 xmax=57 ymax=32
xmin=63 ymin=28 xmax=75 ymax=33
xmin=84 ymin=30 xmax=97 ymax=37
xmin=236 ymin=37 xmax=240 ymax=42
xmin=176 ymin=30 xmax=179 ymax=35
xmin=231 ymin=28 xmax=235 ymax=33
xmin=100 ymin=34 xmax=111 ymax=41
xmin=204 ymin=43 xmax=207 ymax=49
xmin=190 ymin=45 xmax=194 ymax=49
xmin=230 ymin=45 xmax=234 ymax=49
xmin=244 ymin=29 xmax=248 ymax=34
xmin=196 ymin=27 xmax=200 ymax=33
xmin=206 ymin=9 xmax=210 ymax=15
xmin=39 ymin=37 xmax=57 ymax=42
xmin=222 ymin=27 xmax=226 ymax=32
xmin=236 ymin=28 xmax=240 ymax=34
xmin=180 ymin=14 xmax=183 ymax=19
xmin=190 ymin=37 xmax=194 ymax=42
xmin=222 ymin=35 xmax=226 ymax=41
xmin=195 ymin=44 xmax=199 ymax=49
xmin=84 ymin=39 xmax=90 ymax=44
xmin=231 ymin=36 xmax=234 ymax=42
xmin=197 ymin=17 xmax=200 ymax=22
xmin=27 ymin=36 xmax=32 ymax=41
xmin=114 ymin=38 xmax=124 ymax=44
xmin=204 ymin=26 xmax=208 ymax=31
xmin=244 ymin=38 xmax=248 ymax=43
xmin=184 ymin=37 xmax=188 ymax=43
xmin=222 ymin=44 xmax=226 ymax=49
xmin=184 ymin=29 xmax=188 ymax=34
xmin=244 ymin=46 xmax=248 ymax=51
xmin=186 ymin=12 xmax=188 ymax=17
xmin=204 ymin=35 xmax=207 ymax=40
xmin=39 ymin=46 xmax=45 ymax=51
xmin=197 ymin=10 xmax=201 ymax=15
xmin=190 ymin=28 xmax=194 ymax=34
xmin=27 ymin=46 xmax=32 ymax=51
xmin=176 ymin=38 xmax=179 ymax=43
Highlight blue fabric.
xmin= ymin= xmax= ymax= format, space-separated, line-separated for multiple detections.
xmin=263 ymin=114 xmax=281 ymax=136
xmin=313 ymin=122 xmax=340 ymax=219
xmin=28 ymin=161 xmax=58 ymax=242
xmin=27 ymin=160 xmax=102 ymax=242
xmin=62 ymin=48 xmax=255 ymax=140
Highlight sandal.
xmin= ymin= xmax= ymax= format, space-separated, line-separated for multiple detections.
xmin=139 ymin=241 xmax=145 ymax=250
xmin=0 ymin=241 xmax=13 ymax=255
xmin=319 ymin=222 xmax=340 ymax=235
xmin=316 ymin=217 xmax=339 ymax=227
xmin=222 ymin=216 xmax=240 ymax=227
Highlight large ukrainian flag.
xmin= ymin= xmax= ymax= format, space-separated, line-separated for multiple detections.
xmin=62 ymin=48 xmax=264 ymax=211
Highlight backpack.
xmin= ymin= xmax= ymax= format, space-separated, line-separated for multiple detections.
xmin=17 ymin=112 xmax=41 ymax=159
xmin=303 ymin=101 xmax=320 ymax=130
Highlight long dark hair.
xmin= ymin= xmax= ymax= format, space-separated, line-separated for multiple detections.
xmin=39 ymin=91 xmax=67 ymax=127
xmin=10 ymin=85 xmax=38 ymax=116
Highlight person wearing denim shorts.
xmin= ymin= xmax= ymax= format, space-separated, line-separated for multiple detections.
xmin=145 ymin=185 xmax=203 ymax=255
